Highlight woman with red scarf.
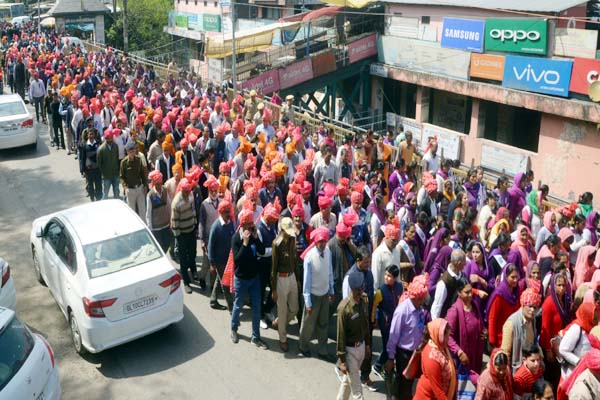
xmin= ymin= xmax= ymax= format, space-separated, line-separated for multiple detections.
xmin=474 ymin=348 xmax=514 ymax=400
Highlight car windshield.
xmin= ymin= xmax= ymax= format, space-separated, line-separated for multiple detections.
xmin=0 ymin=101 xmax=26 ymax=118
xmin=0 ymin=316 xmax=35 ymax=391
xmin=83 ymin=229 xmax=162 ymax=278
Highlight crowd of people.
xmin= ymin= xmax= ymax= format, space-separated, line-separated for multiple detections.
xmin=8 ymin=21 xmax=600 ymax=400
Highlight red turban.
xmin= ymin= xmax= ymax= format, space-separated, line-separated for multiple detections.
xmin=407 ymin=274 xmax=429 ymax=299
xmin=245 ymin=124 xmax=256 ymax=135
xmin=262 ymin=171 xmax=276 ymax=184
xmin=263 ymin=203 xmax=280 ymax=222
xmin=336 ymin=223 xmax=352 ymax=239
xmin=351 ymin=191 xmax=363 ymax=204
xmin=245 ymin=187 xmax=258 ymax=201
xmin=218 ymin=200 xmax=231 ymax=215
xmin=149 ymin=170 xmax=163 ymax=186
xmin=180 ymin=138 xmax=189 ymax=150
xmin=125 ymin=89 xmax=135 ymax=101
xmin=244 ymin=154 xmax=257 ymax=171
xmin=103 ymin=129 xmax=113 ymax=140
xmin=520 ymin=288 xmax=542 ymax=307
xmin=203 ymin=175 xmax=219 ymax=191
xmin=337 ymin=184 xmax=349 ymax=197
xmin=342 ymin=210 xmax=359 ymax=227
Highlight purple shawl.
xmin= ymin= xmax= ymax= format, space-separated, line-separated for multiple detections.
xmin=585 ymin=211 xmax=598 ymax=246
xmin=486 ymin=265 xmax=520 ymax=318
xmin=428 ymin=245 xmax=453 ymax=293
xmin=367 ymin=199 xmax=386 ymax=225
xmin=447 ymin=297 xmax=484 ymax=373
xmin=401 ymin=192 xmax=417 ymax=223
xmin=507 ymin=172 xmax=526 ymax=221
xmin=506 ymin=248 xmax=524 ymax=279
xmin=464 ymin=243 xmax=495 ymax=292
xmin=548 ymin=273 xmax=572 ymax=325
xmin=424 ymin=227 xmax=449 ymax=262
xmin=463 ymin=181 xmax=480 ymax=210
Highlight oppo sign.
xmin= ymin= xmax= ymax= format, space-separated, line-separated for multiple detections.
xmin=485 ymin=18 xmax=548 ymax=55
xmin=489 ymin=29 xmax=540 ymax=43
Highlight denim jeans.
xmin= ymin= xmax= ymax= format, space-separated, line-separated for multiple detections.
xmin=103 ymin=177 xmax=120 ymax=199
xmin=231 ymin=275 xmax=261 ymax=340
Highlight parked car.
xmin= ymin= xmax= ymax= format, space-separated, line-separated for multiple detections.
xmin=0 ymin=257 xmax=16 ymax=310
xmin=60 ymin=36 xmax=87 ymax=55
xmin=11 ymin=16 xmax=32 ymax=27
xmin=29 ymin=199 xmax=184 ymax=355
xmin=0 ymin=94 xmax=36 ymax=150
xmin=0 ymin=307 xmax=61 ymax=399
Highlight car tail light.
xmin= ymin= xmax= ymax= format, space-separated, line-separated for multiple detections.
xmin=83 ymin=297 xmax=117 ymax=318
xmin=159 ymin=273 xmax=181 ymax=294
xmin=21 ymin=119 xmax=33 ymax=128
xmin=1 ymin=264 xmax=9 ymax=287
xmin=38 ymin=334 xmax=55 ymax=368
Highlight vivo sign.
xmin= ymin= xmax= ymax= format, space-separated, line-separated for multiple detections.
xmin=502 ymin=55 xmax=573 ymax=97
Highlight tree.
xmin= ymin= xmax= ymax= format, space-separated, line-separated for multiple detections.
xmin=106 ymin=0 xmax=172 ymax=57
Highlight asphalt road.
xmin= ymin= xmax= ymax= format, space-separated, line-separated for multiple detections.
xmin=0 ymin=114 xmax=388 ymax=399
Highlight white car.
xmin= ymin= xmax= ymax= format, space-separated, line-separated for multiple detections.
xmin=0 ymin=307 xmax=61 ymax=400
xmin=29 ymin=200 xmax=184 ymax=355
xmin=0 ymin=258 xmax=16 ymax=310
xmin=0 ymin=94 xmax=36 ymax=150
xmin=11 ymin=16 xmax=32 ymax=27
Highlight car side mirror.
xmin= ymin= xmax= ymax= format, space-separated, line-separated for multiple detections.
xmin=36 ymin=227 xmax=44 ymax=238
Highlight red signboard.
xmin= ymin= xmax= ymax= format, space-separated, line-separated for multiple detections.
xmin=312 ymin=50 xmax=337 ymax=78
xmin=570 ymin=57 xmax=600 ymax=95
xmin=279 ymin=58 xmax=314 ymax=90
xmin=348 ymin=33 xmax=378 ymax=63
xmin=241 ymin=69 xmax=280 ymax=95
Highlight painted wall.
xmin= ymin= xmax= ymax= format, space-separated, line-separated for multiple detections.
xmin=175 ymin=1 xmax=220 ymax=14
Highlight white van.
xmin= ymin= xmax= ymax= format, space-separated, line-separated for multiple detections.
xmin=11 ymin=16 xmax=31 ymax=27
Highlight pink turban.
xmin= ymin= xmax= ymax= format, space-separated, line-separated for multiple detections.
xmin=310 ymin=227 xmax=330 ymax=243
xmin=407 ymin=274 xmax=429 ymax=299
xmin=301 ymin=181 xmax=313 ymax=195
xmin=263 ymin=203 xmax=280 ymax=222
xmin=292 ymin=203 xmax=304 ymax=219
xmin=318 ymin=196 xmax=333 ymax=210
xmin=336 ymin=223 xmax=352 ymax=239
xmin=351 ymin=191 xmax=363 ymax=204
xmin=384 ymin=224 xmax=400 ymax=240
xmin=424 ymin=179 xmax=438 ymax=195
xmin=520 ymin=288 xmax=542 ymax=307
xmin=177 ymin=178 xmax=193 ymax=192
xmin=103 ymin=129 xmax=114 ymax=139
xmin=239 ymin=209 xmax=254 ymax=226
xmin=149 ymin=170 xmax=163 ymax=186
xmin=218 ymin=200 xmax=231 ymax=215
xmin=342 ymin=210 xmax=359 ymax=227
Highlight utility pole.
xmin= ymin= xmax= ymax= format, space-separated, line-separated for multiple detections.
xmin=37 ymin=0 xmax=41 ymax=35
xmin=122 ymin=0 xmax=129 ymax=52
xmin=231 ymin=0 xmax=236 ymax=98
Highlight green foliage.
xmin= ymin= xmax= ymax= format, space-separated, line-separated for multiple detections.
xmin=106 ymin=0 xmax=172 ymax=56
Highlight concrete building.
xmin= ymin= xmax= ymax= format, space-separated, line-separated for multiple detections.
xmin=370 ymin=0 xmax=600 ymax=201
xmin=49 ymin=0 xmax=110 ymax=43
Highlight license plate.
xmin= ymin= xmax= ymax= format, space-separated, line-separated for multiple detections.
xmin=123 ymin=294 xmax=159 ymax=314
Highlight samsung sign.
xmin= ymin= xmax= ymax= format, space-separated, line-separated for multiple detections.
xmin=441 ymin=18 xmax=485 ymax=52
xmin=502 ymin=55 xmax=573 ymax=98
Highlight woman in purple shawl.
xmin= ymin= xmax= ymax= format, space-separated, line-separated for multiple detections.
xmin=446 ymin=277 xmax=486 ymax=373
xmin=427 ymin=245 xmax=453 ymax=294
xmin=423 ymin=227 xmax=450 ymax=272
xmin=463 ymin=169 xmax=480 ymax=210
xmin=368 ymin=193 xmax=387 ymax=248
xmin=486 ymin=263 xmax=521 ymax=347
xmin=506 ymin=247 xmax=525 ymax=279
xmin=464 ymin=241 xmax=495 ymax=312
xmin=583 ymin=210 xmax=599 ymax=247
xmin=397 ymin=191 xmax=417 ymax=229
xmin=508 ymin=172 xmax=527 ymax=222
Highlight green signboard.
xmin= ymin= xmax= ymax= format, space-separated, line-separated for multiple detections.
xmin=175 ymin=15 xmax=188 ymax=29
xmin=203 ymin=14 xmax=221 ymax=32
xmin=484 ymin=19 xmax=547 ymax=55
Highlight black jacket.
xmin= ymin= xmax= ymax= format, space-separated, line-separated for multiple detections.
xmin=232 ymin=231 xmax=265 ymax=280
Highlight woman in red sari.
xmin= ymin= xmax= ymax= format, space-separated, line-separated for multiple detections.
xmin=415 ymin=318 xmax=457 ymax=400
xmin=475 ymin=348 xmax=514 ymax=400
xmin=487 ymin=263 xmax=521 ymax=348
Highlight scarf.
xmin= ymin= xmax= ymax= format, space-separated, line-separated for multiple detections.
xmin=508 ymin=172 xmax=526 ymax=221
xmin=428 ymin=319 xmax=457 ymax=399
xmin=423 ymin=227 xmax=448 ymax=262
xmin=536 ymin=245 xmax=554 ymax=263
xmin=543 ymin=211 xmax=556 ymax=233
xmin=549 ymin=273 xmax=572 ymax=326
xmin=367 ymin=200 xmax=386 ymax=225
xmin=454 ymin=297 xmax=483 ymax=352
xmin=442 ymin=183 xmax=454 ymax=203
xmin=488 ymin=349 xmax=514 ymax=400
xmin=579 ymin=202 xmax=593 ymax=218
xmin=527 ymin=189 xmax=539 ymax=215
xmin=486 ymin=266 xmax=520 ymax=316
xmin=511 ymin=224 xmax=534 ymax=266
xmin=585 ymin=211 xmax=598 ymax=246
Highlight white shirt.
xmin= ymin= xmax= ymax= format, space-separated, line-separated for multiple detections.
xmin=371 ymin=242 xmax=400 ymax=291
xmin=431 ymin=266 xmax=463 ymax=320
xmin=559 ymin=323 xmax=592 ymax=379
xmin=224 ymin=133 xmax=240 ymax=160
xmin=422 ymin=151 xmax=439 ymax=174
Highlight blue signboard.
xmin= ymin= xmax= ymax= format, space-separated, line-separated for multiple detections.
xmin=502 ymin=55 xmax=573 ymax=98
xmin=440 ymin=18 xmax=485 ymax=53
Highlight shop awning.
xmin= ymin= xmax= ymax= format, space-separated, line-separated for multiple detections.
xmin=323 ymin=0 xmax=375 ymax=8
xmin=205 ymin=21 xmax=301 ymax=58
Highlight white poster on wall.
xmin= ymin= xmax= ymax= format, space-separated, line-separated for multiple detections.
xmin=480 ymin=143 xmax=528 ymax=176
xmin=420 ymin=124 xmax=461 ymax=160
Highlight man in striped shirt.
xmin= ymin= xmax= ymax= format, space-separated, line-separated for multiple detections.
xmin=171 ymin=178 xmax=199 ymax=294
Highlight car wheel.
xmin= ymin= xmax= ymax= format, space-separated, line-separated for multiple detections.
xmin=69 ymin=311 xmax=87 ymax=355
xmin=25 ymin=139 xmax=37 ymax=151
xmin=31 ymin=247 xmax=46 ymax=286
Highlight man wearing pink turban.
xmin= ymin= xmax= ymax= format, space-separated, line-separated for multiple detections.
xmin=230 ymin=207 xmax=269 ymax=350
xmin=146 ymin=170 xmax=171 ymax=253
xmin=298 ymin=226 xmax=334 ymax=359
xmin=257 ymin=203 xmax=280 ymax=327
xmin=171 ymin=178 xmax=199 ymax=294
xmin=309 ymin=195 xmax=337 ymax=234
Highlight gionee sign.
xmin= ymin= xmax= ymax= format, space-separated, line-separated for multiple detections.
xmin=485 ymin=19 xmax=548 ymax=55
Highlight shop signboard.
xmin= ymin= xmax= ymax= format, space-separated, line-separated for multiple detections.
xmin=175 ymin=15 xmax=188 ymax=29
xmin=203 ymin=14 xmax=221 ymax=32
xmin=554 ymin=28 xmax=598 ymax=59
xmin=311 ymin=50 xmax=336 ymax=77
xmin=279 ymin=58 xmax=313 ymax=89
xmin=440 ymin=17 xmax=485 ymax=52
xmin=569 ymin=57 xmax=600 ymax=95
xmin=470 ymin=53 xmax=505 ymax=81
xmin=484 ymin=18 xmax=548 ymax=55
xmin=241 ymin=69 xmax=280 ymax=95
xmin=502 ymin=55 xmax=573 ymax=97
xmin=348 ymin=34 xmax=378 ymax=63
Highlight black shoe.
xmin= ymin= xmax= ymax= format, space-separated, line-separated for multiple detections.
xmin=251 ymin=337 xmax=269 ymax=350
xmin=199 ymin=278 xmax=206 ymax=290
xmin=230 ymin=330 xmax=239 ymax=344
xmin=210 ymin=302 xmax=228 ymax=310
xmin=192 ymin=273 xmax=199 ymax=281
xmin=298 ymin=350 xmax=311 ymax=358
xmin=184 ymin=285 xmax=192 ymax=294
